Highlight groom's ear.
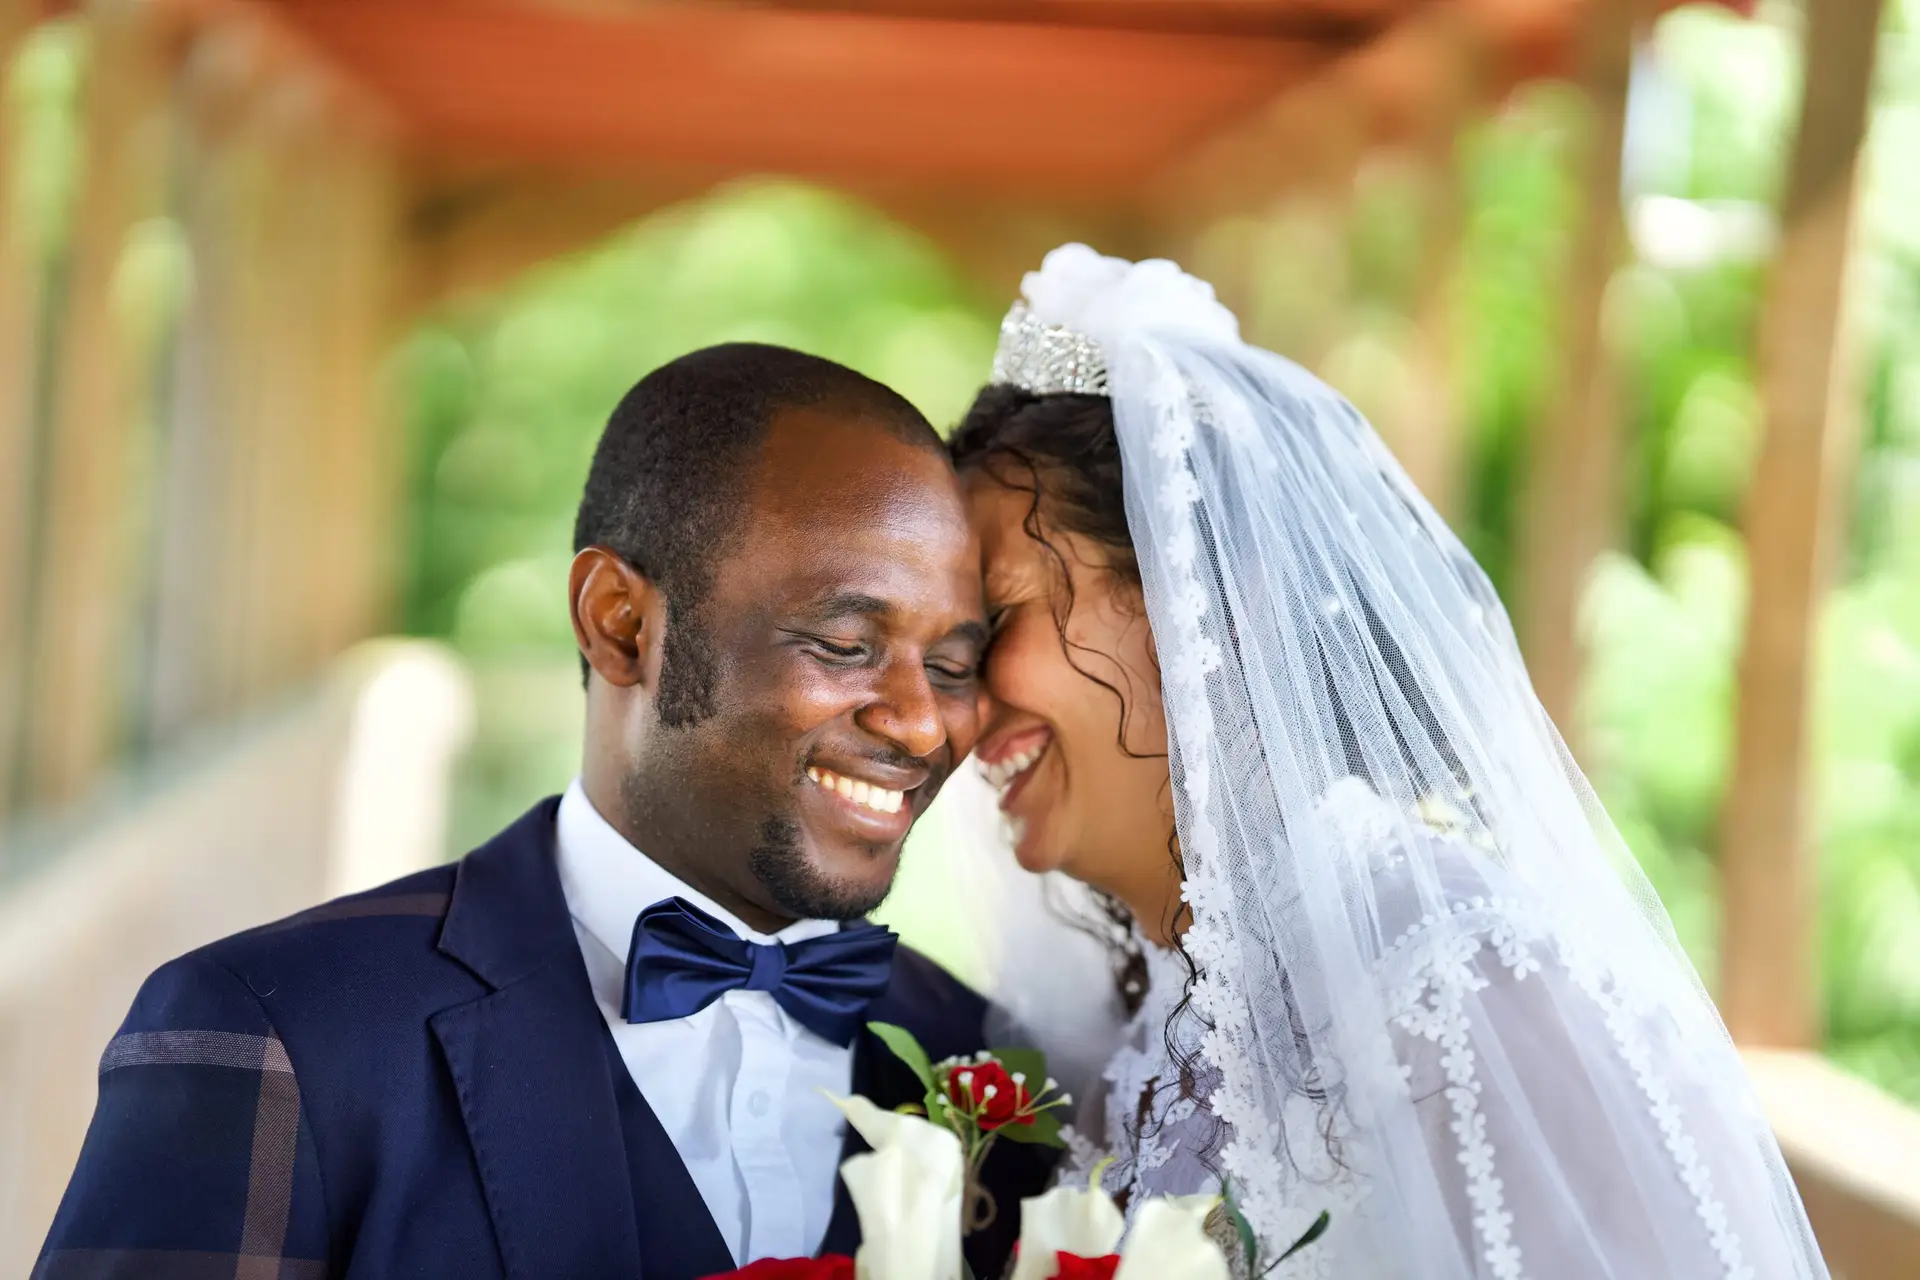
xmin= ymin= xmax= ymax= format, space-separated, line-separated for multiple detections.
xmin=569 ymin=546 xmax=667 ymax=692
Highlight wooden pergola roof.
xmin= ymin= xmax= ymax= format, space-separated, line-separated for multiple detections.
xmin=108 ymin=0 xmax=1706 ymax=196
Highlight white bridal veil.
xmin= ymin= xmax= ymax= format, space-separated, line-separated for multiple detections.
xmin=963 ymin=246 xmax=1827 ymax=1279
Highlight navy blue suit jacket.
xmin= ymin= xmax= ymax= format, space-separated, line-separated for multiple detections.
xmin=38 ymin=799 xmax=1052 ymax=1279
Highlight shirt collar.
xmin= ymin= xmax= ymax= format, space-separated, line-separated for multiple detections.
xmin=554 ymin=778 xmax=841 ymax=965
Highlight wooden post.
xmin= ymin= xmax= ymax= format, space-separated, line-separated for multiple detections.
xmin=227 ymin=88 xmax=326 ymax=701
xmin=1719 ymin=0 xmax=1885 ymax=1049
xmin=1387 ymin=22 xmax=1481 ymax=527
xmin=146 ymin=26 xmax=405 ymax=740
xmin=0 ymin=6 xmax=52 ymax=816
xmin=300 ymin=102 xmax=405 ymax=662
xmin=22 ymin=3 xmax=172 ymax=806
xmin=1513 ymin=0 xmax=1637 ymax=740
xmin=1392 ymin=155 xmax=1467 ymax=524
xmin=143 ymin=22 xmax=274 ymax=734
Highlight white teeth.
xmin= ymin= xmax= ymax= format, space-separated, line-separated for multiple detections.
xmin=981 ymin=742 xmax=1046 ymax=791
xmin=809 ymin=767 xmax=905 ymax=815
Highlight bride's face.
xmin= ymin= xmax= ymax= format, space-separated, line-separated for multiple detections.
xmin=965 ymin=471 xmax=1178 ymax=903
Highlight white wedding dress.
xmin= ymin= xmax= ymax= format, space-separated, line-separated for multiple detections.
xmin=967 ymin=247 xmax=1829 ymax=1279
xmin=1054 ymin=786 xmax=1800 ymax=1279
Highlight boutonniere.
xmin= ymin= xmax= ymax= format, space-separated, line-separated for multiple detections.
xmin=866 ymin=1022 xmax=1070 ymax=1233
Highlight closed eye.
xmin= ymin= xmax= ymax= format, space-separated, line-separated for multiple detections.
xmin=926 ymin=660 xmax=978 ymax=688
xmin=801 ymin=636 xmax=868 ymax=663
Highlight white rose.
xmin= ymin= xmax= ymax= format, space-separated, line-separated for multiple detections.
xmin=1008 ymin=1182 xmax=1125 ymax=1280
xmin=831 ymin=1094 xmax=965 ymax=1280
xmin=1012 ymin=1179 xmax=1228 ymax=1280
xmin=1116 ymin=1196 xmax=1231 ymax=1280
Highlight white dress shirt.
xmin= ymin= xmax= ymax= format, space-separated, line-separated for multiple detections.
xmin=553 ymin=779 xmax=852 ymax=1266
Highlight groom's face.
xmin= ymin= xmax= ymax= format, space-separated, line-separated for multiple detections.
xmin=634 ymin=407 xmax=988 ymax=924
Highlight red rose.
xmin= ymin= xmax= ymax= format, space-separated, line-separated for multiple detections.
xmin=946 ymin=1058 xmax=1035 ymax=1131
xmin=698 ymin=1256 xmax=854 ymax=1280
xmin=1054 ymin=1254 xmax=1122 ymax=1279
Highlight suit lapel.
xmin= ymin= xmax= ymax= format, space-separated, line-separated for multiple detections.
xmin=431 ymin=800 xmax=644 ymax=1280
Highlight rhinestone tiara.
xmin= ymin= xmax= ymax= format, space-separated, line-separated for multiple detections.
xmin=990 ymin=301 xmax=1110 ymax=397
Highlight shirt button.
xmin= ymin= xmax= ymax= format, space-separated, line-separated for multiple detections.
xmin=748 ymin=1091 xmax=771 ymax=1118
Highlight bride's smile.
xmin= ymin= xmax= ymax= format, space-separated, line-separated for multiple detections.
xmin=974 ymin=724 xmax=1050 ymax=808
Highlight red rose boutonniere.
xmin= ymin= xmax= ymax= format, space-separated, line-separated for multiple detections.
xmin=870 ymin=1022 xmax=1071 ymax=1234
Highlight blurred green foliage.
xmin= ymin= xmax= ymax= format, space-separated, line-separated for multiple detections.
xmin=400 ymin=5 xmax=1920 ymax=1102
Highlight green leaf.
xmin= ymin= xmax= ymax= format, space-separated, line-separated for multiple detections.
xmin=869 ymin=1021 xmax=936 ymax=1094
xmin=1220 ymin=1177 xmax=1260 ymax=1274
xmin=992 ymin=1107 xmax=1065 ymax=1148
xmin=988 ymin=1046 xmax=1049 ymax=1086
xmin=1278 ymin=1211 xmax=1331 ymax=1262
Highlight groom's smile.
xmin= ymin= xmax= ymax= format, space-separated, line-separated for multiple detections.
xmin=805 ymin=763 xmax=915 ymax=818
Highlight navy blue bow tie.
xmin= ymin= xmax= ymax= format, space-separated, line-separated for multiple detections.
xmin=622 ymin=896 xmax=898 ymax=1048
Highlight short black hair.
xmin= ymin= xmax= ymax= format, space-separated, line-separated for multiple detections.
xmin=574 ymin=342 xmax=940 ymax=722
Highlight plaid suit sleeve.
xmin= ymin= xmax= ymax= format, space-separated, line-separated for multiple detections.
xmin=35 ymin=951 xmax=329 ymax=1280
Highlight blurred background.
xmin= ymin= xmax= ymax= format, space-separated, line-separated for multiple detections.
xmin=2 ymin=0 xmax=1918 ymax=1271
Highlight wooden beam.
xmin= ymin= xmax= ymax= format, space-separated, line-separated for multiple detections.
xmin=268 ymin=1 xmax=1315 ymax=194
xmin=22 ymin=1 xmax=175 ymax=805
xmin=1512 ymin=0 xmax=1635 ymax=740
xmin=402 ymin=157 xmax=1151 ymax=327
xmin=1143 ymin=5 xmax=1482 ymax=236
xmin=738 ymin=0 xmax=1401 ymax=40
xmin=1719 ymin=0 xmax=1885 ymax=1049
xmin=405 ymin=167 xmax=720 ymax=313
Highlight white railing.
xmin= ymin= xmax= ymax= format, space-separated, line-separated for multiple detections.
xmin=0 ymin=640 xmax=472 ymax=1276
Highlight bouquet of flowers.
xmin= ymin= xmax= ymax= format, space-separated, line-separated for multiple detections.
xmin=697 ymin=1024 xmax=1240 ymax=1280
